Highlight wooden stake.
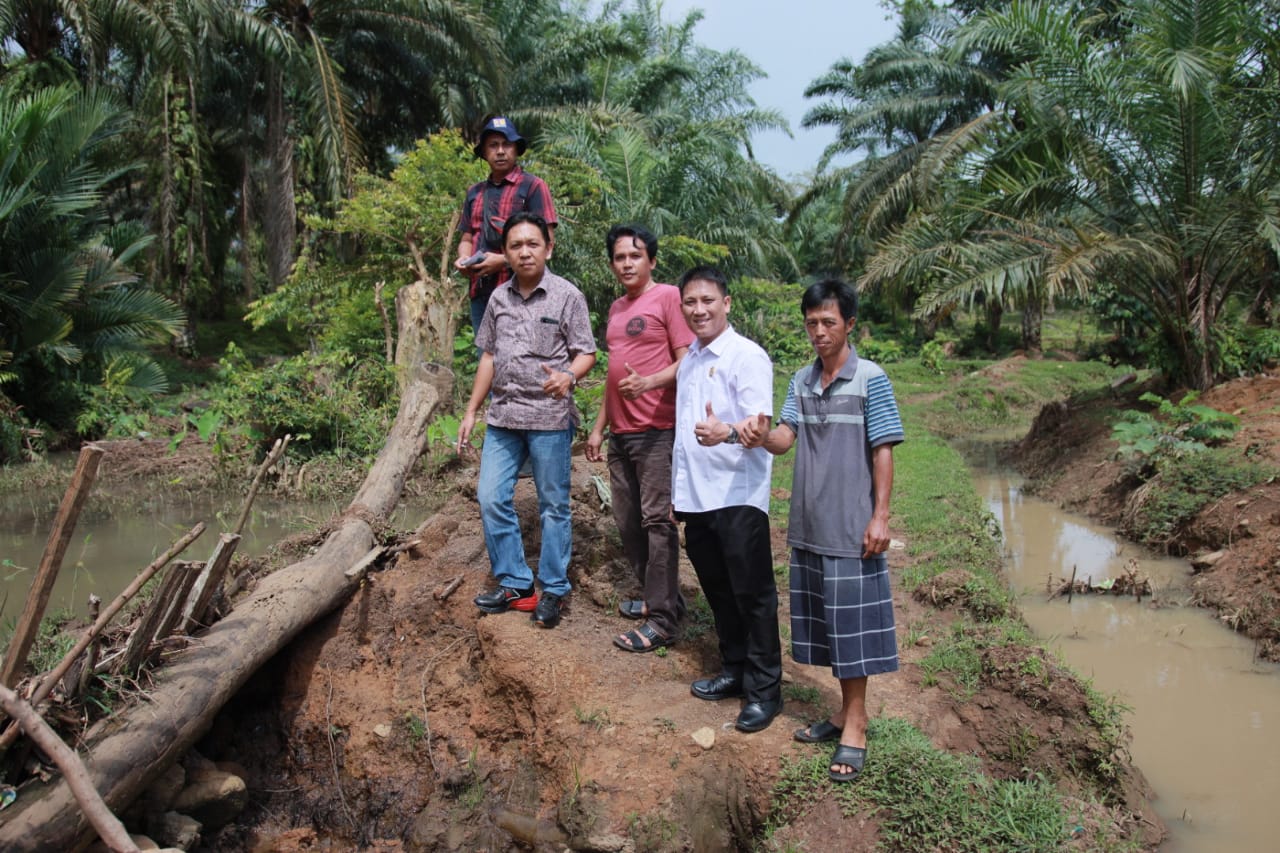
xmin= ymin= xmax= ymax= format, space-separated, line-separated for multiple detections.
xmin=233 ymin=434 xmax=291 ymax=538
xmin=0 ymin=445 xmax=104 ymax=689
xmin=76 ymin=596 xmax=102 ymax=700
xmin=343 ymin=546 xmax=385 ymax=581
xmin=117 ymin=562 xmax=195 ymax=676
xmin=0 ymin=524 xmax=206 ymax=751
xmin=1067 ymin=565 xmax=1078 ymax=604
xmin=181 ymin=534 xmax=242 ymax=633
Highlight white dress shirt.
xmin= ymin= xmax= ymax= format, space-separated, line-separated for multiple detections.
xmin=672 ymin=326 xmax=774 ymax=513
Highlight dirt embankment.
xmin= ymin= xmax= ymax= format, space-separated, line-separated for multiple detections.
xmin=187 ymin=459 xmax=1161 ymax=851
xmin=1015 ymin=371 xmax=1280 ymax=660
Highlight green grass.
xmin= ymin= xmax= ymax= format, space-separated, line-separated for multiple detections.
xmin=893 ymin=422 xmax=1005 ymax=594
xmin=573 ymin=705 xmax=612 ymax=731
xmin=21 ymin=608 xmax=77 ymax=673
xmin=891 ymin=354 xmax=1131 ymax=439
xmin=682 ymin=591 xmax=716 ymax=642
xmin=782 ymin=683 xmax=822 ymax=705
xmin=1125 ymin=448 xmax=1274 ymax=548
xmin=768 ymin=717 xmax=1070 ymax=851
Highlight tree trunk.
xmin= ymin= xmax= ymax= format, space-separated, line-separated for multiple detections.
xmin=264 ymin=72 xmax=297 ymax=288
xmin=984 ymin=299 xmax=1003 ymax=353
xmin=0 ymin=363 xmax=454 ymax=852
xmin=1020 ymin=295 xmax=1043 ymax=352
xmin=394 ymin=279 xmax=461 ymax=396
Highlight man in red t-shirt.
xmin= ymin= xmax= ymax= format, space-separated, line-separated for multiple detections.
xmin=587 ymin=224 xmax=694 ymax=652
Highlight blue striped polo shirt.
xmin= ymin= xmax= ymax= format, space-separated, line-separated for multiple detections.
xmin=778 ymin=352 xmax=904 ymax=557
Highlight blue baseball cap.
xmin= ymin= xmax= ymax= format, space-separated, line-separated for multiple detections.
xmin=474 ymin=116 xmax=527 ymax=158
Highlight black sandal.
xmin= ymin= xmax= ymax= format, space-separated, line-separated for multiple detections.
xmin=829 ymin=744 xmax=866 ymax=783
xmin=618 ymin=599 xmax=646 ymax=620
xmin=613 ymin=622 xmax=673 ymax=653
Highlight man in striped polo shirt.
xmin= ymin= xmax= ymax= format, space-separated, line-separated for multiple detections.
xmin=753 ymin=278 xmax=905 ymax=782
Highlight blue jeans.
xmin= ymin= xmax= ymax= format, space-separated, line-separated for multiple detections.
xmin=477 ymin=425 xmax=574 ymax=597
xmin=469 ymin=295 xmax=489 ymax=341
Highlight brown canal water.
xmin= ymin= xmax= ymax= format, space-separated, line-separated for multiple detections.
xmin=1 ymin=485 xmax=431 ymax=630
xmin=966 ymin=445 xmax=1280 ymax=853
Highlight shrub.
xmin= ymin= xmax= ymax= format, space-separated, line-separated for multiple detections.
xmin=857 ymin=337 xmax=905 ymax=364
xmin=211 ymin=344 xmax=396 ymax=457
xmin=729 ymin=278 xmax=810 ymax=365
xmin=1112 ymin=391 xmax=1238 ymax=475
xmin=919 ymin=339 xmax=948 ymax=373
xmin=1125 ymin=448 xmax=1272 ymax=547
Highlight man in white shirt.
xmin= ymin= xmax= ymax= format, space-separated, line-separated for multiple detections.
xmin=671 ymin=266 xmax=782 ymax=733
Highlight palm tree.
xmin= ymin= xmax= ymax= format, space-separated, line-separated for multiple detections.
xmin=541 ymin=1 xmax=795 ymax=282
xmin=0 ymin=83 xmax=184 ymax=427
xmin=795 ymin=1 xmax=995 ymax=276
xmin=242 ymin=0 xmax=497 ymax=287
xmin=921 ymin=0 xmax=1280 ymax=385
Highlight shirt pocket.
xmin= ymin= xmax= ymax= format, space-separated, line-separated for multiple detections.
xmin=529 ymin=317 xmax=564 ymax=359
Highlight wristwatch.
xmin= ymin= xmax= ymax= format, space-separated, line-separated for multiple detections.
xmin=725 ymin=425 xmax=740 ymax=444
xmin=562 ymin=370 xmax=577 ymax=389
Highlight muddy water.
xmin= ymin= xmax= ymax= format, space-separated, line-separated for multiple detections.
xmin=966 ymin=447 xmax=1280 ymax=853
xmin=0 ymin=488 xmax=361 ymax=628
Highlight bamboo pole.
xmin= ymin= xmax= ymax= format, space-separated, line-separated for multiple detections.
xmin=0 ymin=446 xmax=104 ymax=689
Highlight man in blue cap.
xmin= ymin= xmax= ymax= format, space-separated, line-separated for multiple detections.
xmin=455 ymin=116 xmax=559 ymax=333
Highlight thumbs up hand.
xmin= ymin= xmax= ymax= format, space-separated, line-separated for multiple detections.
xmin=617 ymin=362 xmax=649 ymax=400
xmin=739 ymin=413 xmax=770 ymax=448
xmin=541 ymin=363 xmax=573 ymax=399
xmin=694 ymin=401 xmax=731 ymax=446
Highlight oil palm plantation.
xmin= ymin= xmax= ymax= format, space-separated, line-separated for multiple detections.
xmin=542 ymin=0 xmax=794 ymax=281
xmin=795 ymin=0 xmax=994 ymax=276
xmin=235 ymin=0 xmax=497 ymax=288
xmin=863 ymin=0 xmax=1279 ymax=386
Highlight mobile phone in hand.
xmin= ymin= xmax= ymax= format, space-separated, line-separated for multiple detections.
xmin=460 ymin=251 xmax=487 ymax=267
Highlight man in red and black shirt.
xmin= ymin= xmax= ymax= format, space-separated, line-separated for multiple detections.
xmin=455 ymin=116 xmax=558 ymax=333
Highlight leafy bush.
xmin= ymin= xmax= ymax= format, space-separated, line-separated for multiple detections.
xmin=729 ymin=278 xmax=810 ymax=365
xmin=1125 ymin=448 xmax=1272 ymax=547
xmin=919 ymin=339 xmax=948 ymax=373
xmin=1216 ymin=322 xmax=1280 ymax=377
xmin=74 ymin=356 xmax=173 ymax=439
xmin=211 ymin=344 xmax=396 ymax=457
xmin=857 ymin=337 xmax=905 ymax=364
xmin=1112 ymin=391 xmax=1238 ymax=473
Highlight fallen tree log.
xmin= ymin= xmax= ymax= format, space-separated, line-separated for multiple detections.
xmin=0 ymin=362 xmax=453 ymax=852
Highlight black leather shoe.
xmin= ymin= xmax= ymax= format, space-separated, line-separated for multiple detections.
xmin=690 ymin=673 xmax=744 ymax=701
xmin=474 ymin=586 xmax=534 ymax=613
xmin=735 ymin=699 xmax=783 ymax=733
xmin=532 ymin=593 xmax=562 ymax=628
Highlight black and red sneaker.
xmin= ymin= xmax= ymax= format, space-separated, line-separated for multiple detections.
xmin=474 ymin=585 xmax=536 ymax=613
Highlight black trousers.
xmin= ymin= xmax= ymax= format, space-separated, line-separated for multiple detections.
xmin=680 ymin=505 xmax=782 ymax=704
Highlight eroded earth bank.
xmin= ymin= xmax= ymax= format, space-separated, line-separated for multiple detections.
xmin=190 ymin=460 xmax=1163 ymax=852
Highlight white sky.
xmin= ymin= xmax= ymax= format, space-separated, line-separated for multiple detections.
xmin=657 ymin=0 xmax=899 ymax=180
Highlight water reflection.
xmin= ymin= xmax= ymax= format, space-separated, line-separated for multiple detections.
xmin=967 ymin=450 xmax=1280 ymax=853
